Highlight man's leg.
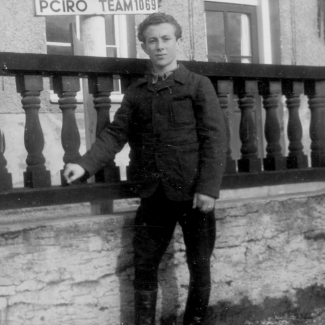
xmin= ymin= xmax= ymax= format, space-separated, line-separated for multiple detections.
xmin=179 ymin=208 xmax=216 ymax=325
xmin=132 ymin=188 xmax=177 ymax=325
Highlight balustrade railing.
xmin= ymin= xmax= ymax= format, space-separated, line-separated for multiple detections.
xmin=1 ymin=52 xmax=325 ymax=210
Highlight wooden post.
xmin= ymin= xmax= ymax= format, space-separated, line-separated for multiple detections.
xmin=16 ymin=75 xmax=51 ymax=188
xmin=53 ymin=75 xmax=82 ymax=185
xmin=305 ymin=80 xmax=325 ymax=167
xmin=259 ymin=80 xmax=286 ymax=171
xmin=283 ymin=81 xmax=308 ymax=169
xmin=234 ymin=80 xmax=262 ymax=173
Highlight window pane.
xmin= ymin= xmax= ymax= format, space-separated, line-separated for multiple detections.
xmin=46 ymin=16 xmax=76 ymax=43
xmin=227 ymin=13 xmax=252 ymax=58
xmin=105 ymin=15 xmax=116 ymax=46
xmin=206 ymin=11 xmax=226 ymax=62
xmin=106 ymin=47 xmax=117 ymax=57
xmin=47 ymin=45 xmax=72 ymax=55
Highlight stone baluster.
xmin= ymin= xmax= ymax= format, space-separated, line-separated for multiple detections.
xmin=213 ymin=79 xmax=236 ymax=174
xmin=0 ymin=130 xmax=13 ymax=191
xmin=259 ymin=81 xmax=286 ymax=171
xmin=88 ymin=75 xmax=120 ymax=183
xmin=234 ymin=80 xmax=261 ymax=173
xmin=16 ymin=75 xmax=51 ymax=188
xmin=283 ymin=81 xmax=308 ymax=169
xmin=305 ymin=80 xmax=325 ymax=167
xmin=53 ymin=76 xmax=82 ymax=185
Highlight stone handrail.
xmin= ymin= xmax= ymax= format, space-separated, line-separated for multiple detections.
xmin=1 ymin=51 xmax=325 ymax=210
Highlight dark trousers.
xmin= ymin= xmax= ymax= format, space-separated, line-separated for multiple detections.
xmin=133 ymin=185 xmax=216 ymax=292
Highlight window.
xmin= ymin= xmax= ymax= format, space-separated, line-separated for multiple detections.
xmin=205 ymin=2 xmax=259 ymax=63
xmin=46 ymin=15 xmax=136 ymax=57
xmin=45 ymin=15 xmax=136 ymax=101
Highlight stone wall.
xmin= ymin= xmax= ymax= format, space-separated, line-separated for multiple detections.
xmin=1 ymin=189 xmax=325 ymax=324
xmin=0 ymin=0 xmax=49 ymax=115
xmin=279 ymin=0 xmax=325 ymax=66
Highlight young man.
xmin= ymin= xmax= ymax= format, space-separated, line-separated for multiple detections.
xmin=64 ymin=13 xmax=227 ymax=325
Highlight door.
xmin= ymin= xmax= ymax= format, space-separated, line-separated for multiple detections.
xmin=205 ymin=2 xmax=263 ymax=160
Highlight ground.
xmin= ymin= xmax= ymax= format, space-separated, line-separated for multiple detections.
xmin=243 ymin=308 xmax=325 ymax=325
xmin=199 ymin=285 xmax=325 ymax=325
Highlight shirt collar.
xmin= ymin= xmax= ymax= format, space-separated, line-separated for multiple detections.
xmin=151 ymin=64 xmax=180 ymax=84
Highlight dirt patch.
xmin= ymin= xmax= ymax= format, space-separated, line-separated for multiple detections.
xmin=202 ymin=285 xmax=325 ymax=325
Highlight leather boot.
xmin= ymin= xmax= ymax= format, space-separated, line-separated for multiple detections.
xmin=183 ymin=287 xmax=210 ymax=325
xmin=134 ymin=289 xmax=157 ymax=325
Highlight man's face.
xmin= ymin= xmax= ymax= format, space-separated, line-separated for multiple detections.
xmin=141 ymin=22 xmax=181 ymax=74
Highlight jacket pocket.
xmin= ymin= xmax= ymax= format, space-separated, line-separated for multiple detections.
xmin=170 ymin=98 xmax=195 ymax=126
xmin=177 ymin=143 xmax=200 ymax=192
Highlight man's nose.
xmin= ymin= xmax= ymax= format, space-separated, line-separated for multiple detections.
xmin=157 ymin=39 xmax=164 ymax=50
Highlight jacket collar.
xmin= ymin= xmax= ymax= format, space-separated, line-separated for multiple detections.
xmin=172 ymin=63 xmax=189 ymax=85
xmin=137 ymin=62 xmax=189 ymax=87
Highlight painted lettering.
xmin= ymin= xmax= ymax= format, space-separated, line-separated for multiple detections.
xmin=123 ymin=0 xmax=133 ymax=10
xmin=67 ymin=0 xmax=75 ymax=12
xmin=36 ymin=0 xmax=157 ymax=15
xmin=50 ymin=0 xmax=60 ymax=12
xmin=39 ymin=0 xmax=48 ymax=12
xmin=107 ymin=0 xmax=114 ymax=11
xmin=98 ymin=0 xmax=106 ymax=11
xmin=115 ymin=0 xmax=123 ymax=11
xmin=76 ymin=0 xmax=87 ymax=11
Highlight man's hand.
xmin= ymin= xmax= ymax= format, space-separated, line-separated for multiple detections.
xmin=193 ymin=193 xmax=216 ymax=213
xmin=63 ymin=163 xmax=86 ymax=184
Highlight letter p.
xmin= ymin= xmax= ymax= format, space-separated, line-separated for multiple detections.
xmin=39 ymin=0 xmax=49 ymax=12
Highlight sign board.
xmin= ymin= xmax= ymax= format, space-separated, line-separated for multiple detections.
xmin=35 ymin=0 xmax=159 ymax=15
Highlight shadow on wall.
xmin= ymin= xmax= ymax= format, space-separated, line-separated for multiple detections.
xmin=202 ymin=284 xmax=325 ymax=325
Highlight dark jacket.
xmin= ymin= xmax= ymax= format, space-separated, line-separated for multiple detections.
xmin=78 ymin=63 xmax=227 ymax=200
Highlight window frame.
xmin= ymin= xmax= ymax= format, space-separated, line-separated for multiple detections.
xmin=205 ymin=0 xmax=273 ymax=64
xmin=205 ymin=1 xmax=259 ymax=63
xmin=46 ymin=15 xmax=132 ymax=103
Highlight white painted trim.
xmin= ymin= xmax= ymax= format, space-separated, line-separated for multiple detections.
xmin=47 ymin=42 xmax=71 ymax=47
xmin=257 ymin=0 xmax=272 ymax=64
xmin=205 ymin=0 xmax=258 ymax=6
xmin=117 ymin=15 xmax=129 ymax=58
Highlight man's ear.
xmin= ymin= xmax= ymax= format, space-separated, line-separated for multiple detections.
xmin=141 ymin=42 xmax=148 ymax=55
xmin=176 ymin=37 xmax=183 ymax=51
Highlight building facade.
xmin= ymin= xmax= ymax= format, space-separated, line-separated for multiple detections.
xmin=2 ymin=1 xmax=325 ymax=324
xmin=1 ymin=0 xmax=325 ymax=188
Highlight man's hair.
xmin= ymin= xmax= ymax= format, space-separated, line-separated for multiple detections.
xmin=137 ymin=13 xmax=182 ymax=43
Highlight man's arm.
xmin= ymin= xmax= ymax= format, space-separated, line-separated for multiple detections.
xmin=63 ymin=87 xmax=135 ymax=182
xmin=193 ymin=75 xmax=227 ymax=202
